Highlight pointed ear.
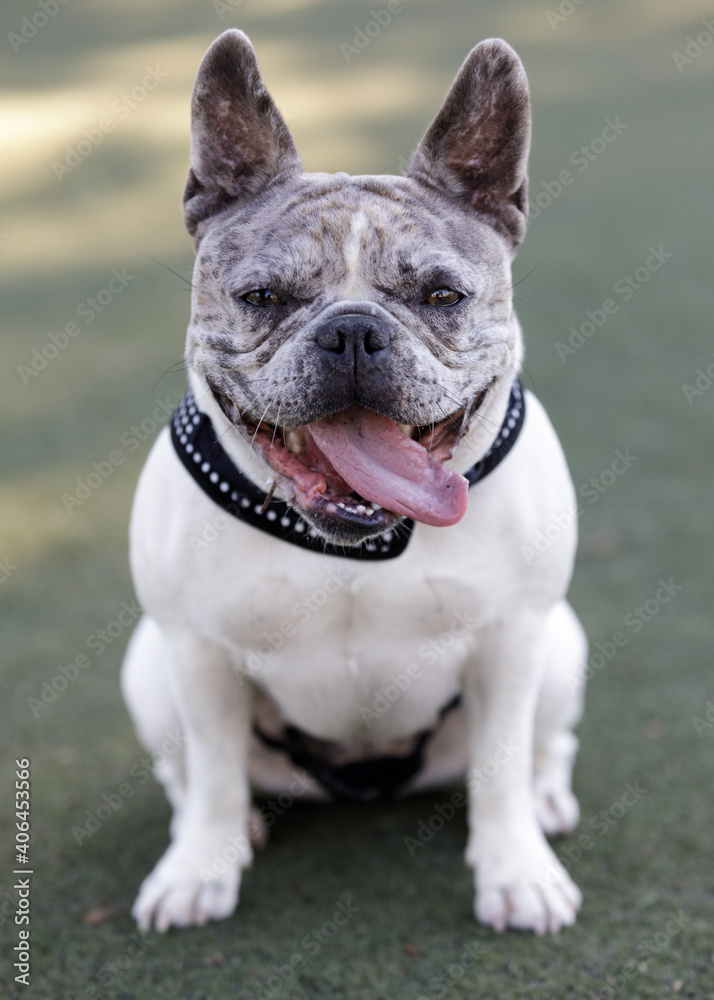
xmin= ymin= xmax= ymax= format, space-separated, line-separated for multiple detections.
xmin=408 ymin=39 xmax=531 ymax=250
xmin=183 ymin=30 xmax=302 ymax=237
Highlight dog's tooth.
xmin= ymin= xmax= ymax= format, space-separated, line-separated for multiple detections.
xmin=356 ymin=504 xmax=367 ymax=514
xmin=366 ymin=508 xmax=375 ymax=516
xmin=372 ymin=503 xmax=382 ymax=510
xmin=398 ymin=423 xmax=414 ymax=436
xmin=285 ymin=430 xmax=302 ymax=455
xmin=337 ymin=502 xmax=345 ymax=509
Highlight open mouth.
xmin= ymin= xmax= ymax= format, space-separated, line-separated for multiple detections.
xmin=211 ymin=387 xmax=473 ymax=541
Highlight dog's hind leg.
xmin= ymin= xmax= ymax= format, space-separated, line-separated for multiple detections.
xmin=121 ymin=615 xmax=188 ymax=837
xmin=533 ymin=600 xmax=587 ymax=836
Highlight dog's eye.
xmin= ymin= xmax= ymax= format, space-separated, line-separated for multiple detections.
xmin=425 ymin=288 xmax=463 ymax=306
xmin=243 ymin=288 xmax=282 ymax=306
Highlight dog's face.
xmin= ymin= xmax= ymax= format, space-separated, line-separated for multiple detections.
xmin=183 ymin=31 xmax=531 ymax=545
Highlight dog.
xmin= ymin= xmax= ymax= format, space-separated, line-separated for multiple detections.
xmin=121 ymin=29 xmax=587 ymax=935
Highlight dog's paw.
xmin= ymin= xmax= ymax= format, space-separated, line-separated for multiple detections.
xmin=534 ymin=777 xmax=580 ymax=837
xmin=467 ymin=829 xmax=581 ymax=935
xmin=132 ymin=834 xmax=252 ymax=932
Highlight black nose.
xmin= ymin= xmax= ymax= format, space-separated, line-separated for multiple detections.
xmin=315 ymin=313 xmax=392 ymax=358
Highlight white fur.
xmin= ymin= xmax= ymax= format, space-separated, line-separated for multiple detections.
xmin=122 ymin=372 xmax=587 ymax=934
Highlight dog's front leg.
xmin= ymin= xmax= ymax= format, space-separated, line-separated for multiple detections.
xmin=463 ymin=612 xmax=582 ymax=934
xmin=132 ymin=629 xmax=252 ymax=932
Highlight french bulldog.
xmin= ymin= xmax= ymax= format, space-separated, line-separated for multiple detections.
xmin=121 ymin=29 xmax=587 ymax=935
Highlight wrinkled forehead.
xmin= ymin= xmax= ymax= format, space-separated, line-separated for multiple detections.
xmin=199 ymin=173 xmax=507 ymax=288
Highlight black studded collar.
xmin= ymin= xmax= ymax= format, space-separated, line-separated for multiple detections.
xmin=170 ymin=379 xmax=525 ymax=560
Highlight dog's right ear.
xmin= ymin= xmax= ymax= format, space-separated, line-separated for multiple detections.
xmin=183 ymin=30 xmax=301 ymax=238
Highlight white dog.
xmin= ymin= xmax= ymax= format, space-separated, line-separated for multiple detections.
xmin=122 ymin=29 xmax=587 ymax=935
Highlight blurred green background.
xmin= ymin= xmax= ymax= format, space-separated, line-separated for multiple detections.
xmin=1 ymin=0 xmax=713 ymax=997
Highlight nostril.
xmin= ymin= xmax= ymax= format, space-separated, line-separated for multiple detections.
xmin=316 ymin=326 xmax=346 ymax=354
xmin=363 ymin=326 xmax=389 ymax=355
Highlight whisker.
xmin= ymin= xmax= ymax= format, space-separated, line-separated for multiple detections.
xmin=512 ymin=261 xmax=543 ymax=288
xmin=426 ymin=415 xmax=435 ymax=454
xmin=518 ymin=363 xmax=539 ymax=396
xmin=138 ymin=251 xmax=195 ymax=288
xmin=259 ymin=480 xmax=277 ymax=513
xmin=512 ymin=294 xmax=533 ymax=310
xmin=469 ymin=407 xmax=501 ymax=430
xmin=269 ymin=405 xmax=281 ymax=452
xmin=432 ymin=385 xmax=472 ymax=429
xmin=434 ymin=402 xmax=461 ymax=428
xmin=249 ymin=401 xmax=273 ymax=454
xmin=151 ymin=359 xmax=188 ymax=394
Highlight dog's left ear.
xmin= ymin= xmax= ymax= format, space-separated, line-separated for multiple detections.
xmin=184 ymin=29 xmax=302 ymax=238
xmin=408 ymin=39 xmax=531 ymax=251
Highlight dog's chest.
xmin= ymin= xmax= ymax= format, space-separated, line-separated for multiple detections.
xmin=204 ymin=551 xmax=481 ymax=741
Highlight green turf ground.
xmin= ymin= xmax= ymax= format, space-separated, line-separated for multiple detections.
xmin=1 ymin=0 xmax=713 ymax=997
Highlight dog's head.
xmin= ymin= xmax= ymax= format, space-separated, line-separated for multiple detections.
xmin=184 ymin=30 xmax=531 ymax=546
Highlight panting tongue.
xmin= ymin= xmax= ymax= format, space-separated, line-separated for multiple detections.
xmin=306 ymin=404 xmax=469 ymax=527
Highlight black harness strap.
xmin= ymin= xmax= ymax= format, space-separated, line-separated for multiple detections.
xmin=253 ymin=693 xmax=462 ymax=802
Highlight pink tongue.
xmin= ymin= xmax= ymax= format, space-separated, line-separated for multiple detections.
xmin=306 ymin=404 xmax=469 ymax=527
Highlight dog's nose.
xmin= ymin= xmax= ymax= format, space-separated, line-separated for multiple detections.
xmin=315 ymin=314 xmax=391 ymax=357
